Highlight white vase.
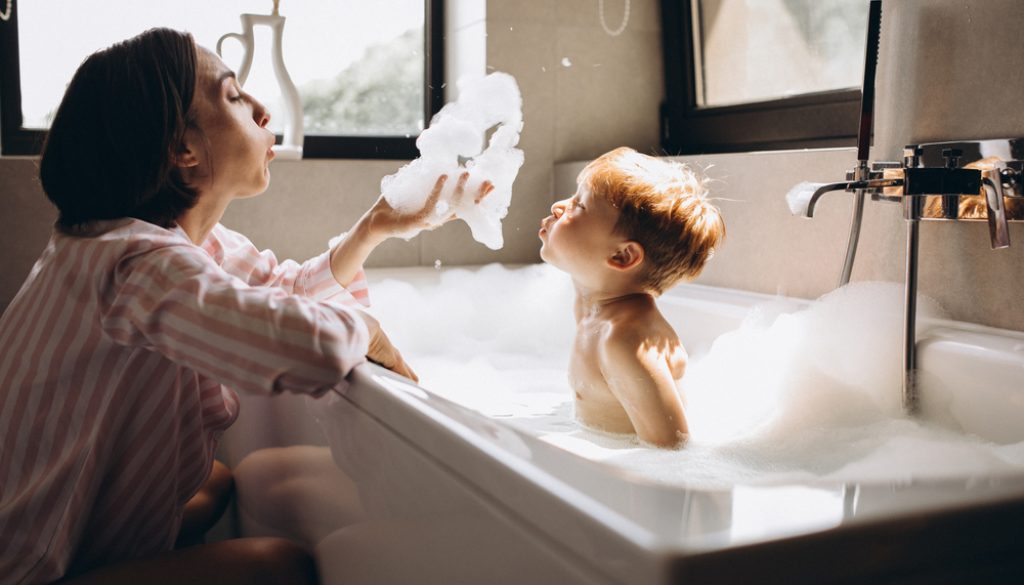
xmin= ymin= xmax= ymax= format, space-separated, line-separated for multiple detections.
xmin=217 ymin=13 xmax=304 ymax=159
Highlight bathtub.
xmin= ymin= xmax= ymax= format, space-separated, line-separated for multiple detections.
xmin=219 ymin=264 xmax=1024 ymax=584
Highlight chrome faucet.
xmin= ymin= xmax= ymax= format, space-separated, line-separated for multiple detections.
xmin=805 ymin=138 xmax=1024 ymax=414
xmin=792 ymin=0 xmax=1023 ymax=415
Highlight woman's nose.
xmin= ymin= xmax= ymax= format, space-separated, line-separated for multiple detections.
xmin=253 ymin=99 xmax=271 ymax=128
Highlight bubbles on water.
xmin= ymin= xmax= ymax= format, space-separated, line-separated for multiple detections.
xmin=370 ymin=265 xmax=1022 ymax=488
xmin=380 ymin=73 xmax=524 ymax=250
xmin=372 ymin=263 xmax=574 ymax=360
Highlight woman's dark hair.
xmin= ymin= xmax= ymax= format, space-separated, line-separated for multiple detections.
xmin=40 ymin=28 xmax=199 ymax=229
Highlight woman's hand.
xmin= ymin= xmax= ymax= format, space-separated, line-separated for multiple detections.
xmin=328 ymin=172 xmax=494 ymax=290
xmin=364 ymin=172 xmax=495 ymax=241
xmin=353 ymin=309 xmax=418 ymax=383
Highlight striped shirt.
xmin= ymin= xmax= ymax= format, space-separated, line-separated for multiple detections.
xmin=0 ymin=218 xmax=371 ymax=584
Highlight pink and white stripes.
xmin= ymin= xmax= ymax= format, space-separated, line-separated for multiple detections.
xmin=0 ymin=219 xmax=370 ymax=584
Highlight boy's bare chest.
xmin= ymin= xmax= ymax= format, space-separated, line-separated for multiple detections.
xmin=569 ymin=321 xmax=624 ymax=391
xmin=568 ymin=328 xmax=635 ymax=432
xmin=568 ymin=323 xmax=605 ymax=389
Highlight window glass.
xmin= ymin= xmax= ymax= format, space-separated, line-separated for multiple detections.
xmin=694 ymin=0 xmax=868 ymax=107
xmin=17 ymin=0 xmax=424 ymax=136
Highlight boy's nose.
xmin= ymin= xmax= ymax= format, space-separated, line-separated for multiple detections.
xmin=551 ymin=199 xmax=566 ymax=218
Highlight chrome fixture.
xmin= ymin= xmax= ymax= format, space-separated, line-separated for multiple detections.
xmin=802 ymin=137 xmax=1024 ymax=414
xmin=792 ymin=0 xmax=1023 ymax=414
xmin=833 ymin=0 xmax=883 ymax=289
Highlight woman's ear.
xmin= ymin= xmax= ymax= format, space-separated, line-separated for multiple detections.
xmin=607 ymin=241 xmax=644 ymax=271
xmin=174 ymin=145 xmax=200 ymax=169
xmin=173 ymin=127 xmax=202 ymax=169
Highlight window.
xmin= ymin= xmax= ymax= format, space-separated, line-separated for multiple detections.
xmin=661 ymin=0 xmax=870 ymax=154
xmin=0 ymin=0 xmax=443 ymax=158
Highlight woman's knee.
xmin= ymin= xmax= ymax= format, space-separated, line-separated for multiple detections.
xmin=243 ymin=538 xmax=319 ymax=585
xmin=177 ymin=460 xmax=236 ymax=547
xmin=205 ymin=460 xmax=235 ymax=501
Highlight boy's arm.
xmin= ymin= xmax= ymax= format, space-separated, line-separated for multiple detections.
xmin=600 ymin=330 xmax=689 ymax=448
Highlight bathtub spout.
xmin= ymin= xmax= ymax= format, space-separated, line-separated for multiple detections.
xmin=799 ymin=140 xmax=1024 ymax=415
xmin=805 ymin=182 xmax=855 ymax=218
xmin=805 ymin=177 xmax=906 ymax=218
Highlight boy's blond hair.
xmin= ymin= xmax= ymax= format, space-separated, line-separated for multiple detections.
xmin=579 ymin=147 xmax=725 ymax=294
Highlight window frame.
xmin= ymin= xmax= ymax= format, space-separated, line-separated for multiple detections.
xmin=0 ymin=0 xmax=444 ymax=159
xmin=659 ymin=0 xmax=860 ymax=155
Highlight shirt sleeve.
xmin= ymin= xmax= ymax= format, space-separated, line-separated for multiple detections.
xmin=100 ymin=243 xmax=370 ymax=397
xmin=208 ymin=224 xmax=371 ymax=308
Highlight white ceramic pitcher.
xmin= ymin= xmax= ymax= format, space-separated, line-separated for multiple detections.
xmin=217 ymin=12 xmax=304 ymax=159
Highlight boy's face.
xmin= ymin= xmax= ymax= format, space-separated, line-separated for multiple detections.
xmin=539 ymin=182 xmax=623 ymax=279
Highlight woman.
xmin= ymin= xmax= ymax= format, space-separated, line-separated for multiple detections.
xmin=0 ymin=28 xmax=490 ymax=585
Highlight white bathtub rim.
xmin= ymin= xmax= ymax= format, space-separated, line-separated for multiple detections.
xmin=335 ymin=363 xmax=1024 ymax=558
xmin=345 ymin=266 xmax=1024 ymax=572
xmin=346 ymin=362 xmax=1024 ymax=492
xmin=332 ymin=367 xmax=670 ymax=585
xmin=330 ymin=363 xmax=1024 ymax=585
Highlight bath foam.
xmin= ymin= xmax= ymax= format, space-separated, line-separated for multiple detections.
xmin=370 ymin=265 xmax=1024 ymax=489
xmin=380 ymin=73 xmax=524 ymax=250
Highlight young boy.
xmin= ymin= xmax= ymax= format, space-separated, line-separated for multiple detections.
xmin=538 ymin=147 xmax=725 ymax=448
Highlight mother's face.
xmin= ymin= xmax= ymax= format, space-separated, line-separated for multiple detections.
xmin=178 ymin=46 xmax=276 ymax=200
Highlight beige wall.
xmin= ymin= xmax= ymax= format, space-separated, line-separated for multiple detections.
xmin=874 ymin=0 xmax=1024 ymax=159
xmin=1 ymin=157 xmax=56 ymax=311
xmin=3 ymin=0 xmax=1023 ymax=333
xmin=557 ymin=150 xmax=1024 ymax=332
xmin=0 ymin=0 xmax=666 ymax=311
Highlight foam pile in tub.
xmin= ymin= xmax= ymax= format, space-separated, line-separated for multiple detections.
xmin=371 ymin=265 xmax=1024 ymax=488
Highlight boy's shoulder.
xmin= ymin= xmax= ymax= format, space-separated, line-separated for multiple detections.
xmin=599 ymin=301 xmax=677 ymax=350
xmin=597 ymin=302 xmax=687 ymax=380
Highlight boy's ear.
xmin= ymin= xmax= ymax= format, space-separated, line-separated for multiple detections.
xmin=607 ymin=241 xmax=644 ymax=271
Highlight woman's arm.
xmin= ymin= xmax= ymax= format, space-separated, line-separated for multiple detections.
xmin=205 ymin=225 xmax=368 ymax=307
xmin=329 ymin=173 xmax=494 ymax=287
xmin=210 ymin=174 xmax=491 ymax=302
xmin=101 ymin=244 xmax=415 ymax=394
